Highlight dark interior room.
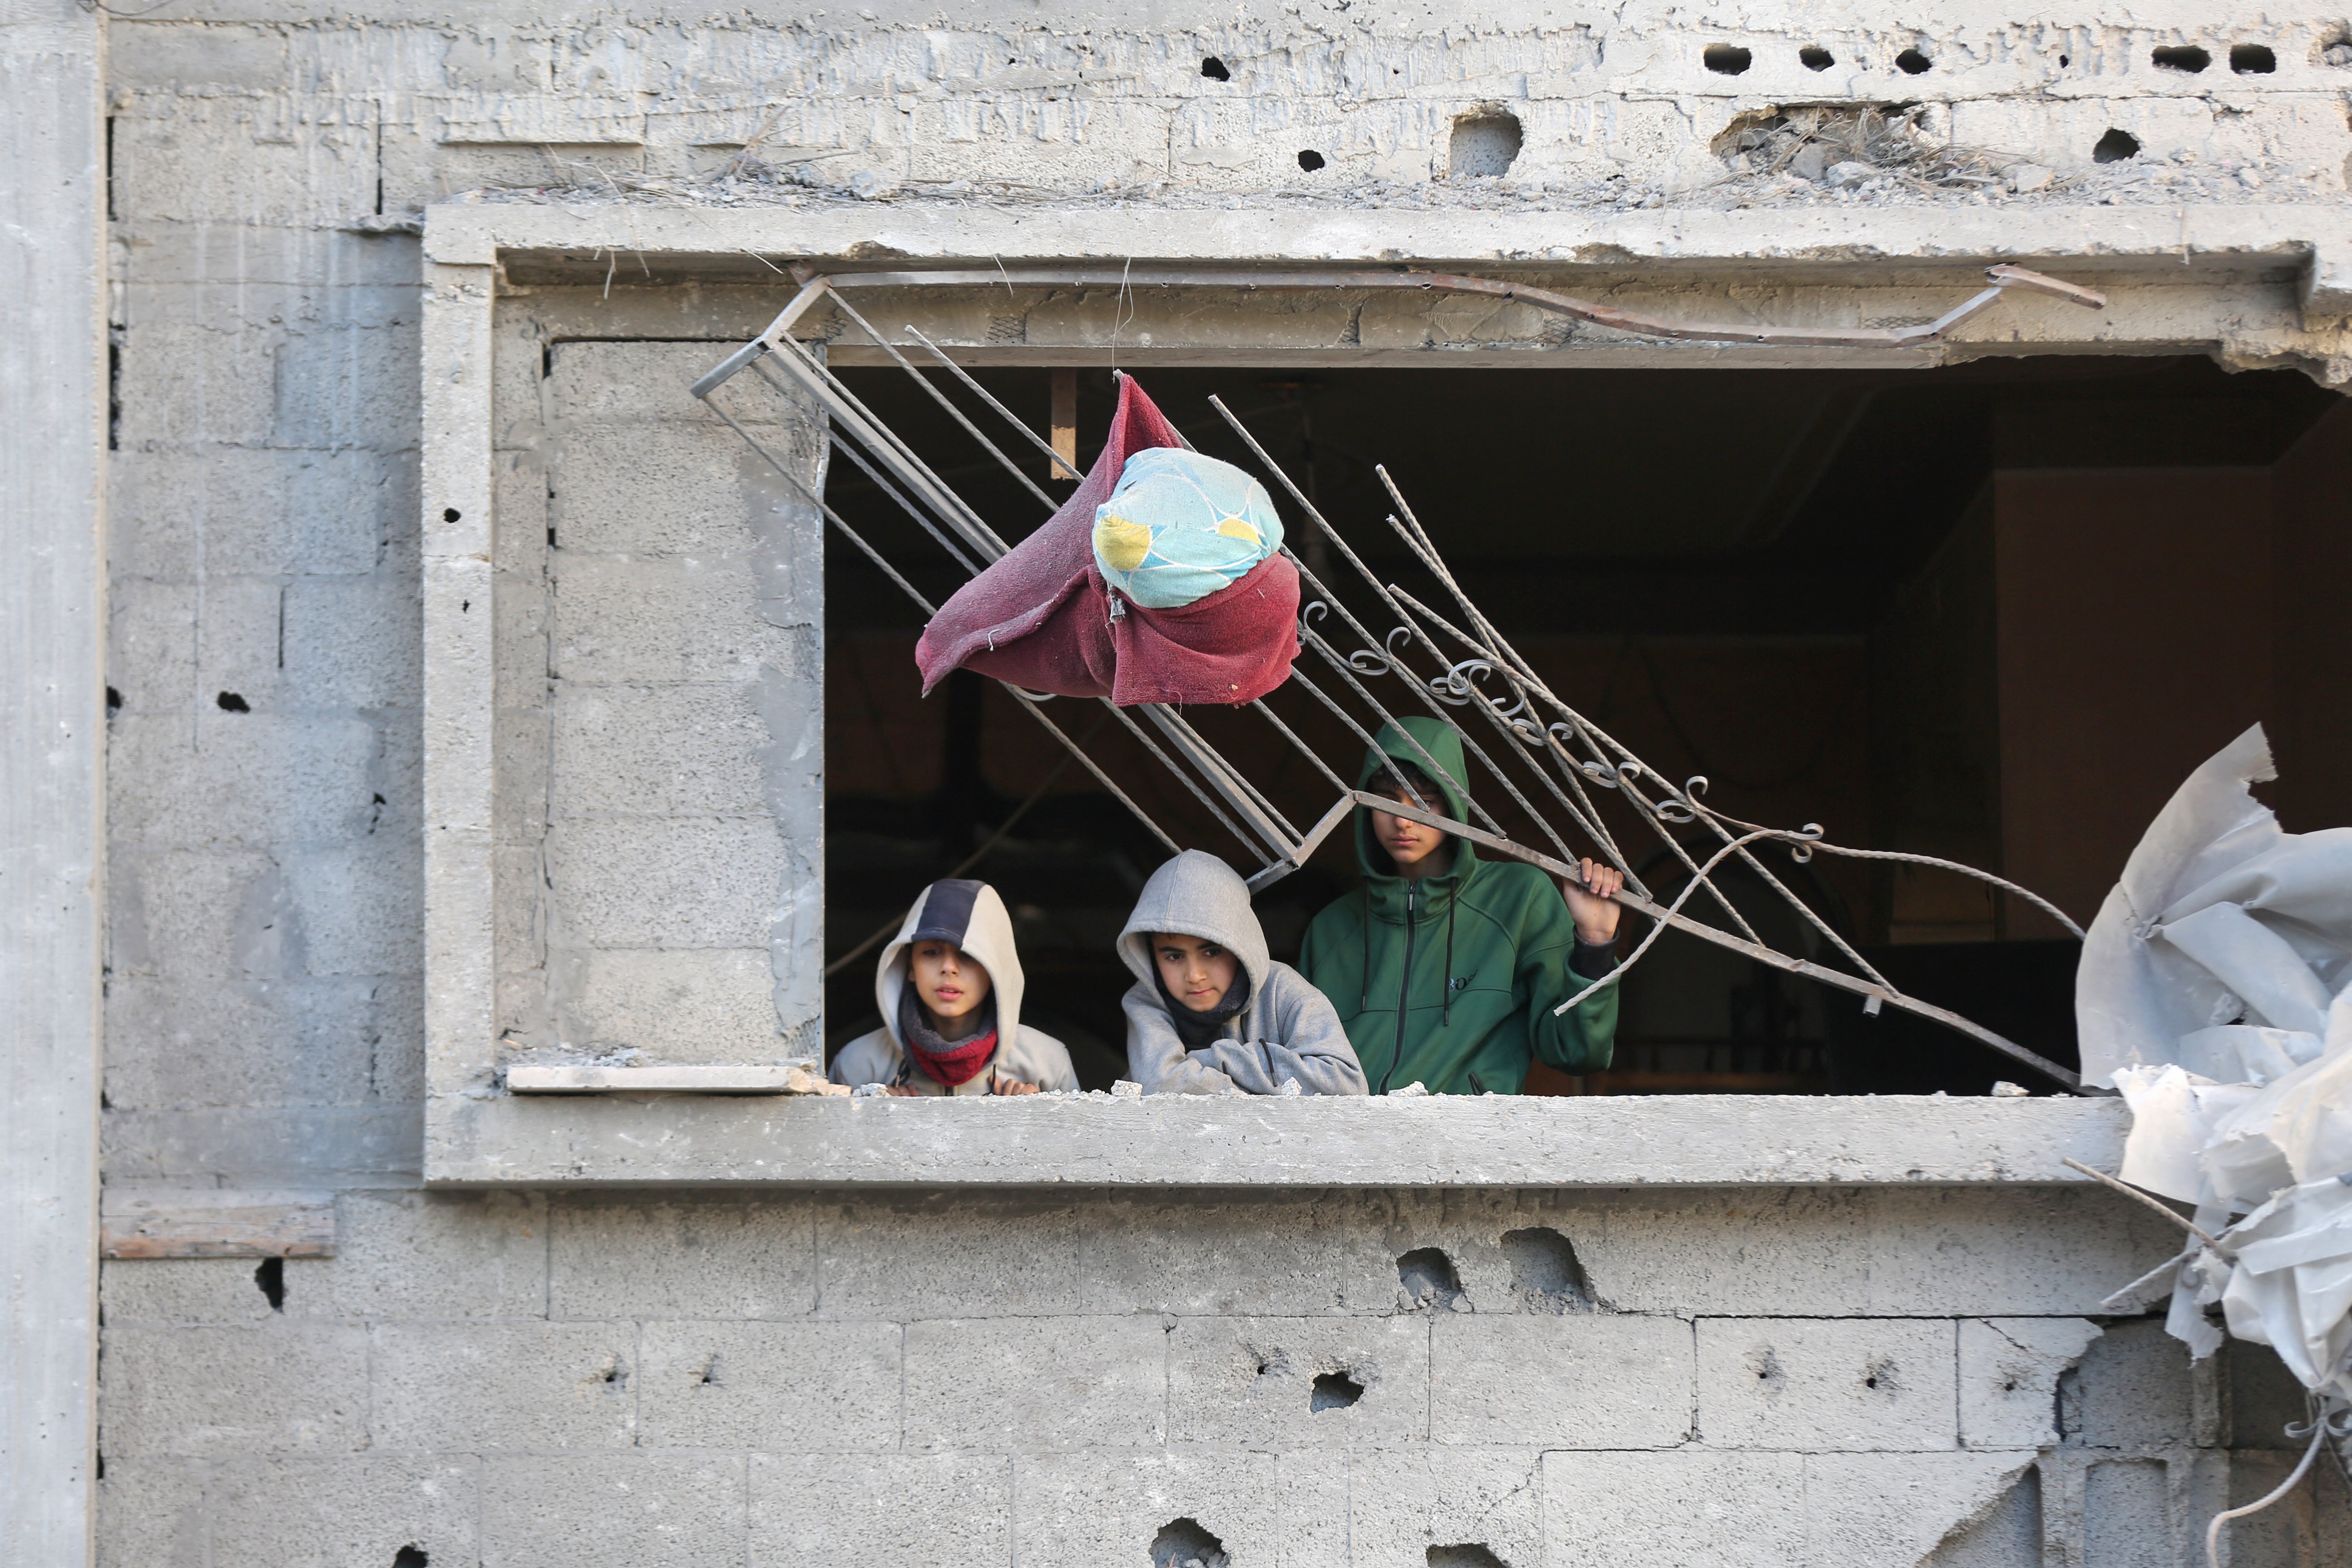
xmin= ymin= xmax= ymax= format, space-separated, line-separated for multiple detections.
xmin=820 ymin=355 xmax=2352 ymax=1095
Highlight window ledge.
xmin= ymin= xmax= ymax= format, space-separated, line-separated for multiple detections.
xmin=424 ymin=1091 xmax=2126 ymax=1188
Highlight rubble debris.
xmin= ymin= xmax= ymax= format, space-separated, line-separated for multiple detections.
xmin=1150 ymin=1518 xmax=1229 ymax=1568
xmin=2079 ymin=725 xmax=2352 ymax=1555
xmin=1715 ymin=104 xmax=2016 ymax=190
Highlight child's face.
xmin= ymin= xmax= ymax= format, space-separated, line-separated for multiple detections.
xmin=908 ymin=940 xmax=991 ymax=1028
xmin=1153 ymin=933 xmax=1239 ymax=1013
xmin=1368 ymin=786 xmax=1451 ymax=873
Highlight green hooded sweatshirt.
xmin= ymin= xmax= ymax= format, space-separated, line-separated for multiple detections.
xmin=1296 ymin=716 xmax=1621 ymax=1094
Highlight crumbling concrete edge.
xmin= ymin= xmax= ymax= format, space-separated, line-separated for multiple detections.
xmin=424 ymin=197 xmax=2352 ymax=307
xmin=424 ymin=1091 xmax=2128 ymax=1188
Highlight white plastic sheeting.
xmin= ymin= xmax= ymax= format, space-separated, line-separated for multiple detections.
xmin=2083 ymin=724 xmax=2352 ymax=1397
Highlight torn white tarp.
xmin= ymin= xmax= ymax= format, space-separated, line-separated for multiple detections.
xmin=2082 ymin=724 xmax=2352 ymax=1399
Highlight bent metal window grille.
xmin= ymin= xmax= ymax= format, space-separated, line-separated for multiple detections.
xmin=693 ymin=265 xmax=2110 ymax=1092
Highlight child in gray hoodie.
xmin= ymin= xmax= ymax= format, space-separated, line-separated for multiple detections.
xmin=1117 ymin=850 xmax=1368 ymax=1096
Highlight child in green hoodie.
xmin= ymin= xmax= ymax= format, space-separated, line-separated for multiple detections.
xmin=1297 ymin=715 xmax=1625 ymax=1095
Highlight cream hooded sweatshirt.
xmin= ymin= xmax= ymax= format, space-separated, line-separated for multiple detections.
xmin=829 ymin=879 xmax=1079 ymax=1095
xmin=1117 ymin=850 xmax=1368 ymax=1096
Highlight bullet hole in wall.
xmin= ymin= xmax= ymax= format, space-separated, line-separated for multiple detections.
xmin=1449 ymin=111 xmax=1523 ymax=178
xmin=1501 ymin=1225 xmax=1595 ymax=1312
xmin=2232 ymin=44 xmax=2277 ymax=73
xmin=2153 ymin=44 xmax=2212 ymax=73
xmin=1150 ymin=1517 xmax=1229 ymax=1568
xmin=217 ymin=692 xmax=250 ymax=713
xmin=2060 ymin=54 xmax=2071 ymax=66
xmin=2094 ymin=127 xmax=2141 ymax=162
xmin=1310 ymin=1370 xmax=1365 ymax=1411
xmin=442 ymin=507 xmax=460 ymax=523
xmin=105 ymin=686 xmax=121 ymax=714
xmin=1428 ymin=1547 xmax=1508 ymax=1568
xmin=1397 ymin=1245 xmax=1463 ymax=1309
xmin=1896 ymin=48 xmax=1932 ymax=74
xmin=1702 ymin=44 xmax=1751 ymax=75
xmin=1297 ymin=149 xmax=1326 ymax=171
xmin=254 ymin=1257 xmax=285 ymax=1312
xmin=1799 ymin=45 xmax=1834 ymax=70
xmin=1200 ymin=57 xmax=1229 ymax=80
xmin=700 ymin=1354 xmax=724 ymax=1386
xmin=393 ymin=1548 xmax=429 ymax=1568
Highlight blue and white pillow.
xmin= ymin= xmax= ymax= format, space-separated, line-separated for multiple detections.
xmin=1091 ymin=449 xmax=1285 ymax=610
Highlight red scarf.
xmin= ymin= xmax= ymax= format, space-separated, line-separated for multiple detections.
xmin=911 ymin=1029 xmax=999 ymax=1087
xmin=898 ymin=986 xmax=1000 ymax=1087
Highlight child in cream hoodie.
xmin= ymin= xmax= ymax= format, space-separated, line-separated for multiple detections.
xmin=1117 ymin=850 xmax=1367 ymax=1096
xmin=831 ymin=878 xmax=1079 ymax=1095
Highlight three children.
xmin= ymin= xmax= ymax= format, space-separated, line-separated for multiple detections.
xmin=832 ymin=719 xmax=1624 ymax=1097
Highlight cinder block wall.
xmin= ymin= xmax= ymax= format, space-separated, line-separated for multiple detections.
xmin=96 ymin=5 xmax=2352 ymax=1564
xmin=100 ymin=1186 xmax=2346 ymax=1566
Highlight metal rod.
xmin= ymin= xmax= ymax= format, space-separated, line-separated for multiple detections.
xmin=903 ymin=325 xmax=1083 ymax=482
xmin=1154 ymin=705 xmax=1302 ymax=843
xmin=813 ymin=420 xmax=983 ymax=577
xmin=2062 ymin=1160 xmax=2230 ymax=1250
xmin=783 ymin=264 xmax=2103 ymax=352
xmin=1012 ymin=692 xmax=1183 ymax=858
xmin=1215 ymin=395 xmax=1604 ymax=870
xmin=1099 ymin=701 xmax=1274 ymax=863
xmin=1134 ymin=703 xmax=1297 ymax=861
xmin=751 ymin=351 xmax=991 ymax=569
xmin=820 ymin=285 xmax=1062 ymax=513
xmin=702 ymin=396 xmax=939 ymax=615
xmin=764 ymin=333 xmax=1011 ymax=562
xmin=1250 ymin=698 xmax=1354 ymax=797
xmin=1363 ymin=789 xmax=2082 ymax=1090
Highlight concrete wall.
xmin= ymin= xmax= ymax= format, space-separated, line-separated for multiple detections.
xmin=493 ymin=337 xmax=825 ymax=1067
xmin=84 ymin=1 xmax=2352 ymax=1562
xmin=99 ymin=1184 xmax=2348 ymax=1567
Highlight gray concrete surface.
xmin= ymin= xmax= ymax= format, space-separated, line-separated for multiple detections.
xmin=1 ymin=5 xmax=107 ymax=1565
xmin=92 ymin=1185 xmax=2351 ymax=1566
xmin=66 ymin=2 xmax=2352 ymax=1561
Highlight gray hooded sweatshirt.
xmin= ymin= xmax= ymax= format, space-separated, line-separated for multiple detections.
xmin=1117 ymin=850 xmax=1369 ymax=1096
xmin=830 ymin=879 xmax=1079 ymax=1095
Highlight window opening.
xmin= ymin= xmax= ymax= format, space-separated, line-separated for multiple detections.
xmin=695 ymin=267 xmax=2123 ymax=1091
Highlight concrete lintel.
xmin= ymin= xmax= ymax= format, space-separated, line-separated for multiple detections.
xmin=425 ymin=1092 xmax=2128 ymax=1189
xmin=426 ymin=196 xmax=2345 ymax=289
xmin=507 ymin=1063 xmax=843 ymax=1095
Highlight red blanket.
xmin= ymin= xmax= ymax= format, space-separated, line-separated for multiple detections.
xmin=913 ymin=376 xmax=1300 ymax=707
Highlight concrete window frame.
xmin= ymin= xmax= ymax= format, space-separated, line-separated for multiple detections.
xmin=419 ymin=197 xmax=2348 ymax=1188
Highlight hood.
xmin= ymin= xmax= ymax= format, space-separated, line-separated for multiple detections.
xmin=1116 ymin=850 xmax=1272 ymax=995
xmin=1354 ymin=716 xmax=1479 ymax=879
xmin=875 ymin=879 xmax=1024 ymax=1049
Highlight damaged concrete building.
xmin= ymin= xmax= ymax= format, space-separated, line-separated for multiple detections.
xmin=16 ymin=0 xmax=2352 ymax=1561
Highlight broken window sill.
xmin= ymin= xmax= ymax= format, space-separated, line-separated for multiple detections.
xmin=426 ymin=1090 xmax=2126 ymax=1188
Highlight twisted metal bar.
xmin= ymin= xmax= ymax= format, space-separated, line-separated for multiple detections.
xmin=901 ymin=325 xmax=1083 ymax=482
xmin=692 ymin=315 xmax=2092 ymax=1083
xmin=702 ymin=385 xmax=1183 ymax=860
xmin=820 ymin=284 xmax=1061 ymax=513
